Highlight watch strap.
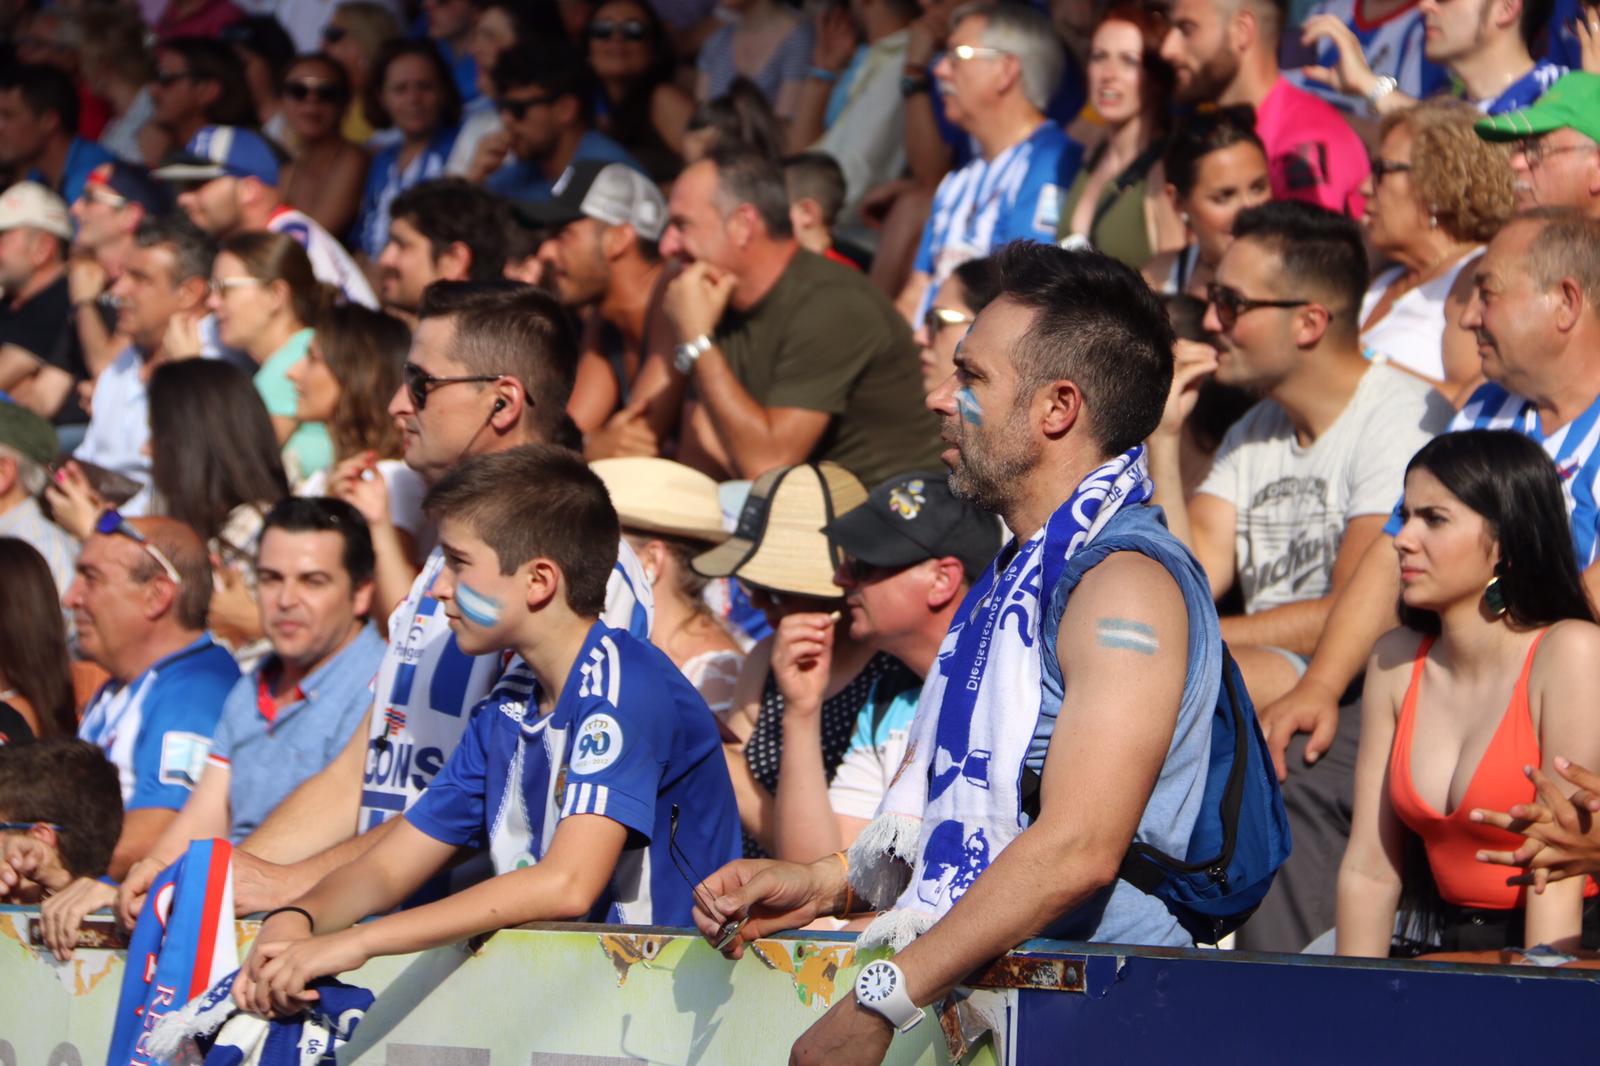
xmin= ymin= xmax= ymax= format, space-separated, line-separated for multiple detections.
xmin=854 ymin=960 xmax=924 ymax=1034
xmin=674 ymin=333 xmax=712 ymax=374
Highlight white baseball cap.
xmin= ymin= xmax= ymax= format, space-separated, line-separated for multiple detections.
xmin=0 ymin=182 xmax=72 ymax=241
xmin=514 ymin=161 xmax=666 ymax=243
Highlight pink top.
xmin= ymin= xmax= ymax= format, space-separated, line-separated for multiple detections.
xmin=153 ymin=0 xmax=245 ymax=40
xmin=1255 ymin=76 xmax=1371 ymax=218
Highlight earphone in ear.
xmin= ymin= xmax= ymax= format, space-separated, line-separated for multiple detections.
xmin=492 ymin=398 xmax=507 ymax=413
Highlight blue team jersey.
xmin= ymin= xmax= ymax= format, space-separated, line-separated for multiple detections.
xmin=406 ymin=621 xmax=741 ymax=926
xmin=1384 ymin=382 xmax=1600 ymax=566
xmin=1294 ymin=0 xmax=1448 ymax=114
xmin=78 ymin=635 xmax=240 ymax=811
xmin=1480 ymin=59 xmax=1567 ymax=114
xmin=1547 ymin=0 xmax=1585 ymax=68
xmin=913 ymin=121 xmax=1082 ymax=318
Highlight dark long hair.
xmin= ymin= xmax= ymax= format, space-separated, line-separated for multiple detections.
xmin=148 ymin=361 xmax=290 ymax=556
xmin=1398 ymin=430 xmax=1597 ymax=634
xmin=365 ymin=37 xmax=463 ymax=133
xmin=316 ymin=304 xmax=410 ymax=461
xmin=588 ymin=0 xmax=677 ymax=150
xmin=0 ymin=538 xmax=75 ymax=739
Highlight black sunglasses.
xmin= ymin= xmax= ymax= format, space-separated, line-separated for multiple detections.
xmin=321 ymin=24 xmax=347 ymax=43
xmin=496 ymin=94 xmax=556 ymax=121
xmin=154 ymin=70 xmax=194 ymax=87
xmin=668 ymin=804 xmax=745 ymax=951
xmin=922 ymin=305 xmax=974 ymax=339
xmin=285 ymin=79 xmax=345 ymax=104
xmin=590 ymin=18 xmax=648 ymax=40
xmin=1205 ymin=282 xmax=1310 ymax=332
xmin=0 ymin=821 xmax=65 ymax=833
xmin=402 ymin=362 xmax=508 ymax=410
xmin=1370 ymin=159 xmax=1413 ymax=181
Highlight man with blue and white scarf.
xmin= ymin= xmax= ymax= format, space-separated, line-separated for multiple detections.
xmin=692 ymin=241 xmax=1224 ymax=1065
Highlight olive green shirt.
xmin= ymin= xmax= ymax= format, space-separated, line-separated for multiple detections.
xmin=712 ymin=249 xmax=943 ymax=488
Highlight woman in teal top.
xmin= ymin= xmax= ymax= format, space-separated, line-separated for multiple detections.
xmin=208 ymin=231 xmax=336 ymax=486
xmin=1054 ymin=4 xmax=1184 ymax=270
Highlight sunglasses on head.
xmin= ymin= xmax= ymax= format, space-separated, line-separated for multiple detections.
xmin=285 ymin=79 xmax=345 ymax=104
xmin=94 ymin=510 xmax=183 ymax=586
xmin=590 ymin=18 xmax=648 ymax=40
xmin=496 ymin=93 xmax=556 ymax=121
xmin=1204 ymin=282 xmax=1310 ymax=332
xmin=402 ymin=362 xmax=511 ymax=410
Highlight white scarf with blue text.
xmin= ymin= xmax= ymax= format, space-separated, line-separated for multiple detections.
xmin=850 ymin=448 xmax=1154 ymax=949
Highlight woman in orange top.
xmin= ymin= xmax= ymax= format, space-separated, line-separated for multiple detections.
xmin=1337 ymin=430 xmax=1600 ymax=958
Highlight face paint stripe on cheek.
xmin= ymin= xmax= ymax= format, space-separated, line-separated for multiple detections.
xmin=455 ymin=581 xmax=502 ymax=627
xmin=956 ymin=385 xmax=983 ymax=426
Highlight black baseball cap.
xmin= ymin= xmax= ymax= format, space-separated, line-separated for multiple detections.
xmin=823 ymin=471 xmax=1001 ymax=580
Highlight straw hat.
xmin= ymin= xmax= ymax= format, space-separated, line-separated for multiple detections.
xmin=590 ymin=457 xmax=730 ymax=543
xmin=691 ymin=462 xmax=868 ymax=599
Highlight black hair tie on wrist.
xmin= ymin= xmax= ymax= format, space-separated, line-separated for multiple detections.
xmin=261 ymin=906 xmax=316 ymax=933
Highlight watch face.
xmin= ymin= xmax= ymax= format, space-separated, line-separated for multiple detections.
xmin=857 ymin=962 xmax=898 ymax=1003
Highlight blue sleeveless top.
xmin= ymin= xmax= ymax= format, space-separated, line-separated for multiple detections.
xmin=1029 ymin=503 xmax=1222 ymax=946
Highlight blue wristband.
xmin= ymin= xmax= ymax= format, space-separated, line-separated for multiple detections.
xmin=807 ymin=66 xmax=841 ymax=83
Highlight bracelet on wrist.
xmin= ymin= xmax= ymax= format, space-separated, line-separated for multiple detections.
xmin=1365 ymin=74 xmax=1398 ymax=108
xmin=808 ymin=65 xmax=841 ymax=83
xmin=261 ymin=905 xmax=316 ymax=933
xmin=830 ymin=850 xmax=856 ymax=919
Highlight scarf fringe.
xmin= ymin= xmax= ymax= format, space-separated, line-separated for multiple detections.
xmin=856 ymin=908 xmax=935 ymax=952
xmin=847 ymin=812 xmax=920 ymax=909
xmin=147 ymin=977 xmax=241 ymax=1061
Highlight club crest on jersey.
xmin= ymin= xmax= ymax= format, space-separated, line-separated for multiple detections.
xmin=572 ymin=713 xmax=623 ymax=773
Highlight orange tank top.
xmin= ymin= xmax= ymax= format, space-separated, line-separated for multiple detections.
xmin=1388 ymin=630 xmax=1597 ymax=910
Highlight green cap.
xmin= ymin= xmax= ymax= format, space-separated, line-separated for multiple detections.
xmin=1476 ymin=72 xmax=1600 ymax=144
xmin=0 ymin=401 xmax=59 ymax=466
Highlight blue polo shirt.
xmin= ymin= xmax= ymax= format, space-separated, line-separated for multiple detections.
xmin=406 ymin=621 xmax=740 ymax=926
xmin=485 ymin=131 xmax=642 ymax=202
xmin=207 ymin=625 xmax=386 ymax=840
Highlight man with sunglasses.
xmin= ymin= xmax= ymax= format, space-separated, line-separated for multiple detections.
xmin=1149 ymin=201 xmax=1449 ymax=714
xmin=148 ymin=39 xmax=258 ymax=161
xmin=1475 ymin=71 xmax=1600 ymax=218
xmin=154 ymin=126 xmax=378 ymax=310
xmin=211 ymin=282 xmax=652 ymax=920
xmin=37 ymin=516 xmax=238 ymax=960
xmin=473 ymin=43 xmax=640 ymax=203
xmin=893 ymin=2 xmax=1078 ymax=326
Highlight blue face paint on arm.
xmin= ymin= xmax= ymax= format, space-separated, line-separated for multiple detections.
xmin=456 ymin=581 xmax=503 ymax=627
xmin=956 ymin=386 xmax=983 ymax=427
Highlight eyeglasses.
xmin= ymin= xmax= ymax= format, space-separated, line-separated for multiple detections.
xmin=1205 ymin=282 xmax=1310 ymax=331
xmin=285 ymin=79 xmax=345 ymax=104
xmin=321 ymin=24 xmax=347 ymax=43
xmin=497 ymin=94 xmax=556 ymax=121
xmin=0 ymin=822 xmax=65 ymax=833
xmin=923 ymin=306 xmax=975 ymax=339
xmin=949 ymin=44 xmax=1011 ymax=62
xmin=590 ymin=18 xmax=648 ymax=40
xmin=1513 ymin=137 xmax=1600 ymax=169
xmin=1370 ymin=159 xmax=1412 ymax=181
xmin=94 ymin=510 xmax=183 ymax=586
xmin=668 ymin=804 xmax=745 ymax=951
xmin=154 ymin=70 xmax=194 ymax=87
xmin=209 ymin=276 xmax=265 ymax=295
xmin=402 ymin=362 xmax=508 ymax=410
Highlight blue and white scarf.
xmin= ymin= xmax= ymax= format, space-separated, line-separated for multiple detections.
xmin=148 ymin=967 xmax=373 ymax=1065
xmin=850 ymin=448 xmax=1153 ymax=949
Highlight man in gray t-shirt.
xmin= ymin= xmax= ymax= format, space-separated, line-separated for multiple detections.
xmin=1148 ymin=202 xmax=1453 ymax=709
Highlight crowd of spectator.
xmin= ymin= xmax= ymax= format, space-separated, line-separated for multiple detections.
xmin=2 ymin=0 xmax=1600 ymax=1054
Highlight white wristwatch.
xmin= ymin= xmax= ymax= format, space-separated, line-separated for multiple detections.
xmin=853 ymin=960 xmax=924 ymax=1034
xmin=673 ymin=333 xmax=712 ymax=374
xmin=1365 ymin=74 xmax=1399 ymax=109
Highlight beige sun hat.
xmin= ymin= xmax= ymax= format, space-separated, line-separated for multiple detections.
xmin=690 ymin=462 xmax=868 ymax=599
xmin=591 ymin=457 xmax=729 ymax=544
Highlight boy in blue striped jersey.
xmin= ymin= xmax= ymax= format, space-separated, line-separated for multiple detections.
xmin=232 ymin=446 xmax=739 ymax=1015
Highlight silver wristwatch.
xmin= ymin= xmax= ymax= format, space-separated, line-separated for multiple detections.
xmin=1366 ymin=74 xmax=1398 ymax=109
xmin=853 ymin=959 xmax=924 ymax=1034
xmin=673 ymin=333 xmax=712 ymax=374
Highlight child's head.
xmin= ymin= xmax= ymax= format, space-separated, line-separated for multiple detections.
xmin=783 ymin=152 xmax=847 ymax=249
xmin=0 ymin=740 xmax=124 ymax=889
xmin=423 ymin=444 xmax=620 ymax=653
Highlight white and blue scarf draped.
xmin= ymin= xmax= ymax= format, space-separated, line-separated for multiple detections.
xmin=850 ymin=448 xmax=1153 ymax=949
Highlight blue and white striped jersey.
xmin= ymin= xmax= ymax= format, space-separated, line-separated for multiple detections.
xmin=405 ymin=622 xmax=741 ymax=926
xmin=1385 ymin=382 xmax=1600 ymax=566
xmin=358 ymin=541 xmax=653 ymax=833
xmin=912 ymin=120 xmax=1081 ymax=318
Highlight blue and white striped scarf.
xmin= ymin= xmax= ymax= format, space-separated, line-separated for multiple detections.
xmin=850 ymin=448 xmax=1155 ymax=948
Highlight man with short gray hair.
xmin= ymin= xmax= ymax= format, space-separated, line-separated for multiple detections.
xmin=0 ymin=401 xmax=76 ymax=595
xmin=894 ymin=1 xmax=1080 ymax=325
xmin=658 ymin=143 xmax=942 ymax=487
